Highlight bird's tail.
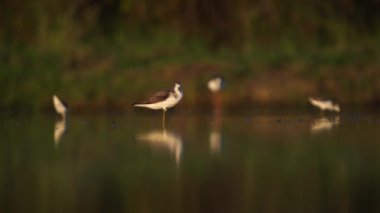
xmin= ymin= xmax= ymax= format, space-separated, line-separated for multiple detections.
xmin=132 ymin=102 xmax=148 ymax=107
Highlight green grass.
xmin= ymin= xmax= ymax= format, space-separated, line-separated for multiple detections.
xmin=1 ymin=30 xmax=380 ymax=111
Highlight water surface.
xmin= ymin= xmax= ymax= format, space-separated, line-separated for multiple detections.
xmin=1 ymin=110 xmax=380 ymax=212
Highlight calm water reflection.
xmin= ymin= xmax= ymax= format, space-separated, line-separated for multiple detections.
xmin=1 ymin=110 xmax=380 ymax=212
xmin=137 ymin=129 xmax=183 ymax=165
xmin=310 ymin=116 xmax=340 ymax=133
xmin=54 ymin=118 xmax=67 ymax=147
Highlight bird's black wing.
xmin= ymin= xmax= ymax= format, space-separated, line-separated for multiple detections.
xmin=133 ymin=90 xmax=171 ymax=105
xmin=146 ymin=90 xmax=171 ymax=103
xmin=61 ymin=99 xmax=69 ymax=109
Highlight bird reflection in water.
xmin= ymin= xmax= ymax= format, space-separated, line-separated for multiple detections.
xmin=137 ymin=129 xmax=183 ymax=165
xmin=310 ymin=116 xmax=340 ymax=133
xmin=209 ymin=129 xmax=221 ymax=154
xmin=54 ymin=118 xmax=66 ymax=147
xmin=207 ymin=75 xmax=225 ymax=154
xmin=52 ymin=95 xmax=68 ymax=147
xmin=209 ymin=97 xmax=223 ymax=154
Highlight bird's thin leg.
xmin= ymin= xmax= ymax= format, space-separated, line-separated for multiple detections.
xmin=162 ymin=109 xmax=166 ymax=131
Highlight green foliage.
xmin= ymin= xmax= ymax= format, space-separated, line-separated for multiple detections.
xmin=1 ymin=0 xmax=380 ymax=110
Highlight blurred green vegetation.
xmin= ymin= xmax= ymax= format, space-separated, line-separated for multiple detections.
xmin=1 ymin=0 xmax=380 ymax=111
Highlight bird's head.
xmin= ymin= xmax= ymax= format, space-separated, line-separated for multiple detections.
xmin=174 ymin=82 xmax=182 ymax=94
xmin=334 ymin=104 xmax=341 ymax=112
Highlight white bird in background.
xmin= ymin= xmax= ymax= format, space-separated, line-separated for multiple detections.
xmin=207 ymin=75 xmax=225 ymax=93
xmin=207 ymin=75 xmax=225 ymax=154
xmin=53 ymin=95 xmax=68 ymax=118
xmin=133 ymin=83 xmax=183 ymax=126
xmin=308 ymin=97 xmax=340 ymax=112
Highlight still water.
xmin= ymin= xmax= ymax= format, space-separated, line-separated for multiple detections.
xmin=1 ymin=109 xmax=380 ymax=212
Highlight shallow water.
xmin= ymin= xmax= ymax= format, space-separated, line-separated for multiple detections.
xmin=1 ymin=110 xmax=380 ymax=212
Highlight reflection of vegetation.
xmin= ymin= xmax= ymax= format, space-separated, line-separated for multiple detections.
xmin=1 ymin=0 xmax=380 ymax=110
xmin=1 ymin=115 xmax=380 ymax=212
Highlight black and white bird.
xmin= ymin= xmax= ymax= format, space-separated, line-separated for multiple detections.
xmin=207 ymin=75 xmax=225 ymax=93
xmin=308 ymin=97 xmax=340 ymax=112
xmin=133 ymin=83 xmax=183 ymax=125
xmin=53 ymin=95 xmax=68 ymax=118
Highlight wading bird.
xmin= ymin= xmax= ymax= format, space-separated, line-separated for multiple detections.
xmin=207 ymin=75 xmax=225 ymax=119
xmin=207 ymin=75 xmax=225 ymax=93
xmin=53 ymin=95 xmax=68 ymax=119
xmin=309 ymin=97 xmax=340 ymax=112
xmin=207 ymin=75 xmax=225 ymax=154
xmin=133 ymin=83 xmax=183 ymax=127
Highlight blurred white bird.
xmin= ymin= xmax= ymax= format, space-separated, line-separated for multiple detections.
xmin=309 ymin=97 xmax=340 ymax=112
xmin=53 ymin=95 xmax=68 ymax=118
xmin=207 ymin=75 xmax=225 ymax=93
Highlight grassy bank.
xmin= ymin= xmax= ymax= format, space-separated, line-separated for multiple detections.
xmin=1 ymin=31 xmax=380 ymax=112
xmin=2 ymin=0 xmax=380 ymax=111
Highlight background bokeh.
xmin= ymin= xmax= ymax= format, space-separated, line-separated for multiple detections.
xmin=1 ymin=0 xmax=380 ymax=111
